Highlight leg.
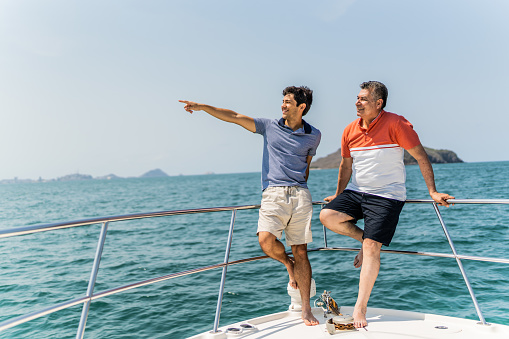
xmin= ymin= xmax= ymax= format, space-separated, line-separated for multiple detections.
xmin=319 ymin=209 xmax=365 ymax=267
xmin=353 ymin=238 xmax=382 ymax=328
xmin=352 ymin=194 xmax=403 ymax=328
xmin=291 ymin=244 xmax=319 ymax=326
xmin=258 ymin=231 xmax=297 ymax=288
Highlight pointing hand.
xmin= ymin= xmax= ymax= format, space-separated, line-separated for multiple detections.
xmin=179 ymin=100 xmax=201 ymax=113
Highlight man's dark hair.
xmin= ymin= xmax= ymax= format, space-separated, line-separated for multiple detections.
xmin=282 ymin=86 xmax=313 ymax=116
xmin=360 ymin=81 xmax=388 ymax=109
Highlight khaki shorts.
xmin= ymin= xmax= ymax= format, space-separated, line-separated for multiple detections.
xmin=257 ymin=186 xmax=313 ymax=246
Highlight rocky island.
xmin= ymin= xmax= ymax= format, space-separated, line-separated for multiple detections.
xmin=310 ymin=147 xmax=463 ymax=170
xmin=140 ymin=169 xmax=169 ymax=178
xmin=0 ymin=168 xmax=170 ymax=184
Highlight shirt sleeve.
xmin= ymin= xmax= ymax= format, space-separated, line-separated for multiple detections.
xmin=253 ymin=118 xmax=269 ymax=135
xmin=308 ymin=131 xmax=321 ymax=156
xmin=393 ymin=116 xmax=421 ymax=150
xmin=341 ymin=125 xmax=352 ymax=158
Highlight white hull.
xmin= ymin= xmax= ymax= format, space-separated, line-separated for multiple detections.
xmin=189 ymin=306 xmax=509 ymax=339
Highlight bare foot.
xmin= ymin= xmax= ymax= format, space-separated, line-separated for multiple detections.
xmin=286 ymin=256 xmax=298 ymax=289
xmin=354 ymin=247 xmax=363 ymax=268
xmin=302 ymin=309 xmax=319 ymax=326
xmin=353 ymin=305 xmax=367 ymax=328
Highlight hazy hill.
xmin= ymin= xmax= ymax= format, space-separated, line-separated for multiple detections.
xmin=310 ymin=147 xmax=463 ymax=169
xmin=140 ymin=168 xmax=169 ymax=178
xmin=57 ymin=173 xmax=93 ymax=181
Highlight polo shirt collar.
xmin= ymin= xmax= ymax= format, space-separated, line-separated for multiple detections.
xmin=370 ymin=110 xmax=384 ymax=126
xmin=358 ymin=110 xmax=385 ymax=130
xmin=278 ymin=118 xmax=312 ymax=134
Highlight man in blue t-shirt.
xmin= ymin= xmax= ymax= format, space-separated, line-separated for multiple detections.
xmin=179 ymin=86 xmax=321 ymax=326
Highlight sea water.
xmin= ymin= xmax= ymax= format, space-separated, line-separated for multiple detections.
xmin=0 ymin=161 xmax=508 ymax=338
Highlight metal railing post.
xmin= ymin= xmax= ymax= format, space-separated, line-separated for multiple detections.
xmin=211 ymin=209 xmax=237 ymax=333
xmin=76 ymin=222 xmax=109 ymax=339
xmin=321 ymin=204 xmax=328 ymax=248
xmin=322 ymin=225 xmax=328 ymax=248
xmin=432 ymin=203 xmax=487 ymax=325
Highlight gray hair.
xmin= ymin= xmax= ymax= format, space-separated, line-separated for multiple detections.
xmin=360 ymin=81 xmax=388 ymax=109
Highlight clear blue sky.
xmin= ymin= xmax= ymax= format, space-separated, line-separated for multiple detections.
xmin=1 ymin=0 xmax=508 ymax=179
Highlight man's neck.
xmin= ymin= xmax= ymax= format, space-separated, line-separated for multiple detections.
xmin=361 ymin=110 xmax=382 ymax=129
xmin=285 ymin=117 xmax=304 ymax=131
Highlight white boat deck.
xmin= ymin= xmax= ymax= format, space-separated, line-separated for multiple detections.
xmin=189 ymin=306 xmax=509 ymax=339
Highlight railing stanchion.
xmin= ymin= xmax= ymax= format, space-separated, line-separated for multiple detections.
xmin=432 ymin=203 xmax=487 ymax=325
xmin=211 ymin=209 xmax=237 ymax=333
xmin=323 ymin=225 xmax=328 ymax=248
xmin=76 ymin=221 xmax=109 ymax=339
xmin=321 ymin=204 xmax=328 ymax=248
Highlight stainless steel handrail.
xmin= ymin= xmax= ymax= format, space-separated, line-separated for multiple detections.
xmin=2 ymin=199 xmax=508 ymax=239
xmin=406 ymin=199 xmax=509 ymax=204
xmin=0 ymin=205 xmax=261 ymax=239
xmin=0 ymin=199 xmax=508 ymax=336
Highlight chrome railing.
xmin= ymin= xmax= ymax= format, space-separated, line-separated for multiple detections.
xmin=0 ymin=199 xmax=508 ymax=337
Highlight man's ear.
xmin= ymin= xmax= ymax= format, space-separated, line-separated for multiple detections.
xmin=299 ymin=103 xmax=307 ymax=113
xmin=376 ymin=99 xmax=383 ymax=110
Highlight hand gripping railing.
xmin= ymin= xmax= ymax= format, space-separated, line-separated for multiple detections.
xmin=0 ymin=199 xmax=508 ymax=337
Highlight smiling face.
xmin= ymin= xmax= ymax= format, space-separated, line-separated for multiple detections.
xmin=281 ymin=93 xmax=305 ymax=120
xmin=355 ymin=88 xmax=383 ymax=123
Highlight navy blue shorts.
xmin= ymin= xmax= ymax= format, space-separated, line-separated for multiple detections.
xmin=323 ymin=190 xmax=405 ymax=246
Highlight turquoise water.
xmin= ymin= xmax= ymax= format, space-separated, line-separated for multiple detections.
xmin=0 ymin=161 xmax=508 ymax=338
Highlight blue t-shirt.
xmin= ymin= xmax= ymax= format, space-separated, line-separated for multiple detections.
xmin=254 ymin=118 xmax=321 ymax=190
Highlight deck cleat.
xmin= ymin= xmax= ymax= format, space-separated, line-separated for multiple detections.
xmin=287 ymin=278 xmax=316 ymax=311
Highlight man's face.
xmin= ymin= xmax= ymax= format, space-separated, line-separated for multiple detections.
xmin=356 ymin=88 xmax=381 ymax=120
xmin=281 ymin=94 xmax=304 ymax=120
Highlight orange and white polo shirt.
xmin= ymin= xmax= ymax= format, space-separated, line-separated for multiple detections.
xmin=341 ymin=110 xmax=421 ymax=201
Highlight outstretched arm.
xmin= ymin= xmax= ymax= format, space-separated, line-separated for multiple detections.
xmin=407 ymin=144 xmax=455 ymax=207
xmin=179 ymin=100 xmax=256 ymax=133
xmin=324 ymin=157 xmax=353 ymax=202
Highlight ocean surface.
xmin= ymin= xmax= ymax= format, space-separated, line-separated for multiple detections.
xmin=0 ymin=161 xmax=508 ymax=338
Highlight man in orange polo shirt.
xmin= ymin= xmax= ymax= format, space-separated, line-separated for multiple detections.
xmin=319 ymin=81 xmax=454 ymax=329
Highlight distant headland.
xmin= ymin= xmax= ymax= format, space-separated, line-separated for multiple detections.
xmin=310 ymin=147 xmax=463 ymax=170
xmin=1 ymin=148 xmax=463 ymax=184
xmin=0 ymin=168 xmax=173 ymax=185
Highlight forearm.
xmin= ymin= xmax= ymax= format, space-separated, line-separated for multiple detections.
xmin=323 ymin=158 xmax=352 ymax=202
xmin=335 ymin=172 xmax=351 ymax=195
xmin=335 ymin=162 xmax=352 ymax=195
xmin=180 ymin=100 xmax=256 ymax=132
xmin=199 ymin=105 xmax=243 ymax=124
xmin=407 ymin=144 xmax=454 ymax=206
xmin=418 ymin=158 xmax=438 ymax=194
xmin=408 ymin=145 xmax=438 ymax=194
xmin=304 ymin=156 xmax=313 ymax=182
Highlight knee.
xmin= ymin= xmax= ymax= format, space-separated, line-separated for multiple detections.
xmin=291 ymin=244 xmax=309 ymax=260
xmin=320 ymin=209 xmax=350 ymax=229
xmin=258 ymin=231 xmax=275 ymax=249
xmin=362 ymin=239 xmax=382 ymax=256
xmin=319 ymin=209 xmax=333 ymax=226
